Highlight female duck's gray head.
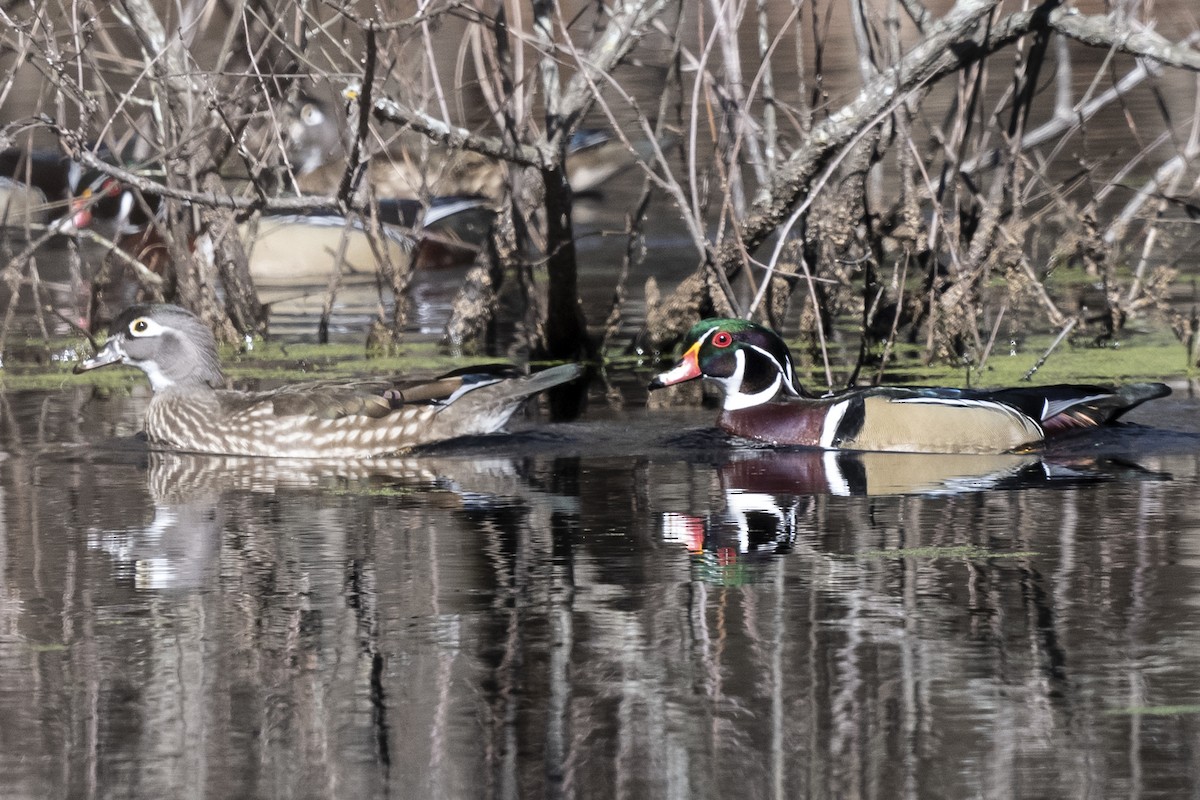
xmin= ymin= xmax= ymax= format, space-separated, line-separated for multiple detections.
xmin=284 ymin=93 xmax=346 ymax=176
xmin=74 ymin=304 xmax=224 ymax=391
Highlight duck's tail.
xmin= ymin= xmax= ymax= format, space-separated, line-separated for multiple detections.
xmin=432 ymin=363 xmax=585 ymax=437
xmin=1040 ymin=381 xmax=1170 ymax=434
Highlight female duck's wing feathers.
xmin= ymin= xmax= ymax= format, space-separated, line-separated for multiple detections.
xmin=214 ymin=382 xmax=398 ymax=421
xmin=215 ymin=365 xmax=574 ymax=423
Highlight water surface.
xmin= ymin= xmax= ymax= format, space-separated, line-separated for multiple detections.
xmin=2 ymin=385 xmax=1200 ymax=799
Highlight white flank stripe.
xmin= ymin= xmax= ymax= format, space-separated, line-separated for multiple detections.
xmin=819 ymin=400 xmax=850 ymax=449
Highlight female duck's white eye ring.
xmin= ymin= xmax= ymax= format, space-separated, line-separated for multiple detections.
xmin=712 ymin=331 xmax=733 ymax=348
xmin=300 ymin=103 xmax=324 ymax=126
xmin=128 ymin=317 xmax=165 ymax=337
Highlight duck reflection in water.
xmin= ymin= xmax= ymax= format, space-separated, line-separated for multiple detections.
xmin=87 ymin=449 xmax=569 ymax=591
xmin=662 ymin=449 xmax=1170 ymax=565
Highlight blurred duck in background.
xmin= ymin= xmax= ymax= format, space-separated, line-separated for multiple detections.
xmin=61 ymin=169 xmax=495 ymax=282
xmin=0 ymin=147 xmax=82 ymax=228
xmin=282 ymin=90 xmax=652 ymax=201
xmin=244 ymin=195 xmax=495 ymax=280
xmin=283 ymin=92 xmax=505 ymax=201
xmin=58 ymin=167 xmax=162 ymax=240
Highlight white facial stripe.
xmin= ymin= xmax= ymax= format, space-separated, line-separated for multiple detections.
xmin=819 ymin=400 xmax=850 ymax=448
xmin=726 ymin=348 xmax=744 ymax=387
xmin=117 ymin=190 xmax=135 ymax=232
xmin=781 ymin=355 xmax=800 ymax=395
xmin=120 ymin=318 xmax=176 ymax=389
xmin=746 ymin=341 xmax=799 ymax=394
xmin=723 ymin=374 xmax=781 ymax=409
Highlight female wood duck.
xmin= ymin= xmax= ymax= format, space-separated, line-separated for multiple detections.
xmin=284 ymin=92 xmax=647 ymax=199
xmin=285 ymin=93 xmax=505 ymax=201
xmin=0 ymin=176 xmax=47 ymax=229
xmin=74 ymin=304 xmax=583 ymax=458
xmin=649 ymin=318 xmax=1171 ymax=454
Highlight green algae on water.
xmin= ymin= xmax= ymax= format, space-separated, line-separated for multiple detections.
xmin=1105 ymin=704 xmax=1200 ymax=716
xmin=0 ymin=335 xmax=514 ymax=392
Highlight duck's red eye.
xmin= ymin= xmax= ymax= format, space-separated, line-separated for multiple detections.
xmin=712 ymin=331 xmax=733 ymax=348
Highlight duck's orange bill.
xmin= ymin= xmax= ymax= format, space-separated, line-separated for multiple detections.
xmin=649 ymin=340 xmax=702 ymax=388
xmin=65 ymin=189 xmax=94 ymax=231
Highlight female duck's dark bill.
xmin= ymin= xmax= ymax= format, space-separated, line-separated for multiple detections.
xmin=648 ymin=340 xmax=703 ymax=389
xmin=73 ymin=339 xmax=125 ymax=373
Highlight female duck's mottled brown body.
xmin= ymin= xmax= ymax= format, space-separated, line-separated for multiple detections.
xmin=76 ymin=304 xmax=582 ymax=458
xmin=651 ymin=319 xmax=1170 ymax=455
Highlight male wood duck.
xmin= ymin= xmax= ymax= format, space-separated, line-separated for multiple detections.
xmin=74 ymin=304 xmax=583 ymax=458
xmin=0 ymin=147 xmax=83 ymax=227
xmin=244 ymin=196 xmax=495 ymax=279
xmin=60 ymin=168 xmax=160 ymax=237
xmin=62 ymin=173 xmax=493 ymax=278
xmin=648 ymin=318 xmax=1170 ymax=454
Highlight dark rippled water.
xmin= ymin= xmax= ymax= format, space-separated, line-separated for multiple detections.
xmin=2 ymin=383 xmax=1200 ymax=799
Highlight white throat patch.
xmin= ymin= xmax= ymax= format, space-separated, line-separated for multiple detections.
xmin=139 ymin=359 xmax=176 ymax=392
